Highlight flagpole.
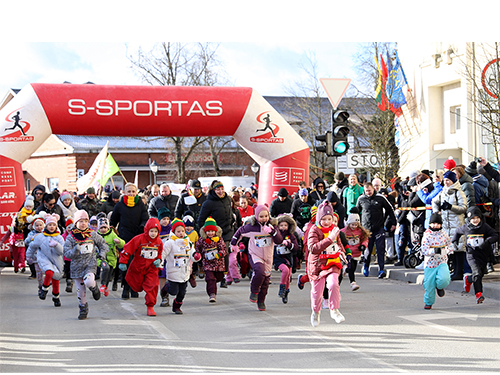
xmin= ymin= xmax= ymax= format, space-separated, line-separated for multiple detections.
xmin=119 ymin=169 xmax=128 ymax=184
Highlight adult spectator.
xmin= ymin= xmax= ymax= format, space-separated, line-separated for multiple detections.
xmin=326 ymin=191 xmax=346 ymax=229
xmin=238 ymin=196 xmax=254 ymax=219
xmin=148 ymin=183 xmax=179 ymax=219
xmin=308 ymin=177 xmax=327 ymax=205
xmin=270 ymin=188 xmax=293 ymax=217
xmin=415 ymin=173 xmax=443 ymax=228
xmin=342 ymin=174 xmax=364 ymax=218
xmin=331 ymin=172 xmax=348 ymax=199
xmin=243 ymin=188 xmax=257 ymax=206
xmin=293 ymin=180 xmax=309 ymax=200
xmin=394 ymin=180 xmax=412 ymax=266
xmin=31 ymin=184 xmax=46 ymax=211
xmin=110 ymin=183 xmax=149 ymax=299
xmin=198 ymin=180 xmax=235 ymax=288
xmin=35 ymin=193 xmax=66 ymax=232
xmin=443 ymin=157 xmax=456 ymax=172
xmin=452 ymin=166 xmax=476 ymax=208
xmin=99 ymin=190 xmax=121 ymax=215
xmin=174 ymin=179 xmax=207 ymax=227
xmin=291 ymin=188 xmax=312 ymax=230
xmin=78 ymin=187 xmax=100 ymax=217
xmin=372 ymin=178 xmax=384 ymax=193
xmin=356 ymin=182 xmax=397 ymax=279
xmin=431 ymin=171 xmax=467 ymax=280
xmin=465 ymin=161 xmax=490 ymax=204
xmin=147 ymin=184 xmax=160 ymax=204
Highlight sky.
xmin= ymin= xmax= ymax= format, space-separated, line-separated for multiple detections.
xmin=0 ymin=42 xmax=367 ymax=99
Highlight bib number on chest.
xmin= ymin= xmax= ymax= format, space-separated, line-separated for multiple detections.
xmin=276 ymin=245 xmax=290 ymax=255
xmin=15 ymin=240 xmax=25 ymax=247
xmin=174 ymin=255 xmax=188 ymax=268
xmin=255 ymin=234 xmax=272 ymax=248
xmin=467 ymin=234 xmax=484 ymax=248
xmin=80 ymin=241 xmax=94 ymax=254
xmin=141 ymin=248 xmax=158 ymax=259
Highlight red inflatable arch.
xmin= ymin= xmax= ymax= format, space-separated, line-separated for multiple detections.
xmin=0 ymin=83 xmax=310 ymax=260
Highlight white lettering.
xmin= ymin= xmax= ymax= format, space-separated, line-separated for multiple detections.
xmin=0 ymin=192 xmax=15 ymax=199
xmin=206 ymin=101 xmax=223 ymax=116
xmin=68 ymin=99 xmax=86 ymax=115
xmin=187 ymin=101 xmax=205 ymax=116
xmin=172 ymin=101 xmax=188 ymax=116
xmin=155 ymin=101 xmax=172 ymax=116
xmin=134 ymin=100 xmax=153 ymax=116
xmin=115 ymin=100 xmax=132 ymax=115
xmin=96 ymin=100 xmax=113 ymax=116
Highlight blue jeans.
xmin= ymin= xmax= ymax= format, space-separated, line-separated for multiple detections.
xmin=423 ymin=263 xmax=451 ymax=305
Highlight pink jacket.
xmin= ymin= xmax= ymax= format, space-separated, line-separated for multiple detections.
xmin=307 ymin=224 xmax=345 ymax=280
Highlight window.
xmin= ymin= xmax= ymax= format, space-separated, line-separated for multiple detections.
xmin=48 ymin=178 xmax=59 ymax=192
xmin=450 ymin=105 xmax=461 ymax=134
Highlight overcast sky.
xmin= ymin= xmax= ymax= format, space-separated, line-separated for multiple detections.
xmin=0 ymin=42 xmax=366 ymax=98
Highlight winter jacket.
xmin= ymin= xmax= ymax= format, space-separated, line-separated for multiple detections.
xmin=273 ymin=215 xmax=298 ymax=270
xmin=195 ymin=225 xmax=227 ymax=272
xmin=343 ymin=184 xmax=364 ymax=216
xmin=78 ymin=196 xmax=101 ymax=217
xmin=307 ymin=224 xmax=345 ymax=280
xmin=110 ymin=196 xmax=149 ymax=243
xmin=270 ymin=196 xmax=293 ymax=217
xmin=421 ymin=228 xmax=453 ymax=268
xmin=308 ymin=177 xmax=327 ymax=205
xmin=120 ymin=218 xmax=163 ymax=291
xmin=30 ymin=184 xmax=46 ymax=211
xmin=148 ymin=193 xmax=179 ymax=219
xmin=162 ymin=232 xmax=197 ymax=283
xmin=197 ymin=189 xmax=235 ymax=242
xmin=291 ymin=198 xmax=311 ymax=230
xmin=28 ymin=230 xmax=65 ymax=279
xmin=174 ymin=191 xmax=207 ymax=225
xmin=230 ymin=216 xmax=283 ymax=275
xmin=63 ymin=229 xmax=109 ymax=278
xmin=98 ymin=228 xmax=125 ymax=269
xmin=356 ymin=192 xmax=396 ymax=234
xmin=470 ymin=173 xmax=490 ymax=203
xmin=340 ymin=225 xmax=369 ymax=258
xmin=431 ymin=180 xmax=467 ymax=252
xmin=416 ymin=182 xmax=443 ymax=228
xmin=57 ymin=196 xmax=78 ymax=223
xmin=25 ymin=229 xmax=42 ymax=263
xmin=459 ymin=173 xmax=476 ymax=209
xmin=99 ymin=195 xmax=118 ymax=215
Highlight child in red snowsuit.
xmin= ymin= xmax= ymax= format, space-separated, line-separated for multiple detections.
xmin=119 ymin=218 xmax=163 ymax=316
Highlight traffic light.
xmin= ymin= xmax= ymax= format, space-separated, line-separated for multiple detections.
xmin=331 ymin=109 xmax=350 ymax=156
xmin=315 ymin=131 xmax=333 ymax=156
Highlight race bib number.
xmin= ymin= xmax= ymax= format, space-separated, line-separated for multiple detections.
xmin=347 ymin=236 xmax=359 ymax=246
xmin=15 ymin=240 xmax=25 ymax=247
xmin=141 ymin=247 xmax=158 ymax=259
xmin=276 ymin=245 xmax=290 ymax=255
xmin=80 ymin=241 xmax=94 ymax=254
xmin=184 ymin=195 xmax=197 ymax=205
xmin=205 ymin=250 xmax=218 ymax=261
xmin=467 ymin=234 xmax=484 ymax=248
xmin=174 ymin=255 xmax=188 ymax=268
xmin=255 ymin=234 xmax=272 ymax=248
xmin=323 ymin=243 xmax=338 ymax=255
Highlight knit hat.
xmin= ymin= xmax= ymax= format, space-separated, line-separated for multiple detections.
xmin=346 ymin=212 xmax=360 ymax=225
xmin=60 ymin=191 xmax=72 ymax=201
xmin=429 ymin=212 xmax=443 ymax=225
xmin=316 ymin=200 xmax=334 ymax=225
xmin=183 ymin=214 xmax=195 ymax=227
xmin=335 ymin=171 xmax=345 ymax=180
xmin=97 ymin=216 xmax=109 ymax=231
xmin=111 ymin=190 xmax=121 ymax=199
xmin=443 ymin=157 xmax=456 ymax=171
xmin=326 ymin=191 xmax=339 ymax=204
xmin=409 ymin=170 xmax=419 ymax=179
xmin=203 ymin=217 xmax=217 ymax=232
xmin=310 ymin=205 xmax=318 ymax=222
xmin=211 ymin=181 xmax=224 ymax=190
xmin=171 ymin=218 xmax=185 ymax=233
xmin=65 ymin=217 xmax=74 ymax=228
xmin=298 ymin=188 xmax=308 ymax=196
xmin=44 ymin=213 xmax=60 ymax=225
xmin=407 ymin=177 xmax=417 ymax=187
xmin=277 ymin=187 xmax=289 ymax=197
xmin=465 ymin=161 xmax=478 ymax=176
xmin=24 ymin=196 xmax=35 ymax=209
xmin=27 ymin=213 xmax=45 ymax=226
xmin=73 ymin=209 xmax=89 ymax=224
xmin=254 ymin=204 xmax=269 ymax=219
xmin=443 ymin=170 xmax=457 ymax=183
xmin=157 ymin=206 xmax=171 ymax=221
xmin=86 ymin=187 xmax=95 ymax=195
xmin=89 ymin=215 xmax=97 ymax=224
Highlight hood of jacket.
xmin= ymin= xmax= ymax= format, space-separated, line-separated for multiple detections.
xmin=472 ymin=174 xmax=489 ymax=189
xmin=199 ymin=225 xmax=223 ymax=240
xmin=459 ymin=172 xmax=474 ymax=185
xmin=144 ymin=217 xmax=161 ymax=240
xmin=313 ymin=177 xmax=325 ymax=189
xmin=276 ymin=214 xmax=297 ymax=234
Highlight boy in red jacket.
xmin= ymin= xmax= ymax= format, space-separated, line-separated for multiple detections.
xmin=119 ymin=218 xmax=163 ymax=316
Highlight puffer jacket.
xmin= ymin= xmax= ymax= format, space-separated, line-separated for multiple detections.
xmin=28 ymin=230 xmax=65 ymax=279
xmin=162 ymin=231 xmax=197 ymax=283
xmin=63 ymin=229 xmax=109 ymax=278
xmin=307 ymin=224 xmax=345 ymax=280
xmin=431 ymin=180 xmax=467 ymax=252
xmin=98 ymin=228 xmax=125 ymax=269
xmin=197 ymin=189 xmax=235 ymax=242
xmin=459 ymin=173 xmax=476 ymax=208
xmin=195 ymin=225 xmax=227 ymax=272
xmin=230 ymin=216 xmax=283 ymax=275
xmin=273 ymin=215 xmax=298 ymax=269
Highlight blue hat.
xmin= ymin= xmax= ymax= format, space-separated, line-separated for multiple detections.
xmin=443 ymin=170 xmax=457 ymax=183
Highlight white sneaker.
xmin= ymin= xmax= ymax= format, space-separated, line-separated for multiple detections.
xmin=330 ymin=309 xmax=345 ymax=323
xmin=350 ymin=281 xmax=359 ymax=291
xmin=311 ymin=311 xmax=320 ymax=327
xmin=322 ymin=298 xmax=329 ymax=309
xmin=415 ymin=262 xmax=424 ymax=270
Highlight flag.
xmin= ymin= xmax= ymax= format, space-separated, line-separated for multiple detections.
xmin=387 ymin=50 xmax=407 ymax=116
xmin=76 ymin=142 xmax=109 ymax=194
xmin=375 ymin=54 xmax=389 ymax=111
xmin=98 ymin=153 xmax=120 ymax=187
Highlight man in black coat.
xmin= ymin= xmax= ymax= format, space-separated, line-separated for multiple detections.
xmin=148 ymin=183 xmax=179 ymax=219
xmin=174 ymin=179 xmax=207 ymax=228
xmin=270 ymin=188 xmax=293 ymax=217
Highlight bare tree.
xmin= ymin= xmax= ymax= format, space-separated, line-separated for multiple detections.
xmin=128 ymin=42 xmax=229 ymax=183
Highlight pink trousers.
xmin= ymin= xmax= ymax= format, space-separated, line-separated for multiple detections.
xmin=310 ymin=272 xmax=341 ymax=313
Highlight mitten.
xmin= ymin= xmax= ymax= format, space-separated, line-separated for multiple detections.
xmin=359 ymin=244 xmax=366 ymax=252
xmin=238 ymin=242 xmax=245 ymax=251
xmin=118 ymin=263 xmax=127 ymax=272
xmin=282 ymin=239 xmax=291 ymax=247
xmin=263 ymin=225 xmax=273 ymax=234
xmin=153 ymin=259 xmax=162 ymax=268
xmin=440 ymin=201 xmax=452 ymax=211
xmin=193 ymin=252 xmax=202 ymax=262
xmin=328 ymin=227 xmax=340 ymax=241
xmin=231 ymin=245 xmax=239 ymax=253
xmin=113 ymin=238 xmax=121 ymax=244
xmin=49 ymin=239 xmax=58 ymax=247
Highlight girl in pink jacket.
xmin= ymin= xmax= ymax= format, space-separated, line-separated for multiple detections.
xmin=307 ymin=200 xmax=346 ymax=327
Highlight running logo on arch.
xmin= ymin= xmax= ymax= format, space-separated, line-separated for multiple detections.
xmin=250 ymin=112 xmax=284 ymax=143
xmin=0 ymin=109 xmax=34 ymax=142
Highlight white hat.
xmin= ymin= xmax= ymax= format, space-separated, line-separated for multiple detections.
xmin=346 ymin=213 xmax=360 ymax=225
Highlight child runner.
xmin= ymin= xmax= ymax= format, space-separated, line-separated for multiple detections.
xmin=96 ymin=213 xmax=125 ymax=297
xmin=25 ymin=213 xmax=46 ymax=293
xmin=27 ymin=213 xmax=65 ymax=307
xmin=195 ymin=217 xmax=227 ymax=303
xmin=297 ymin=206 xmax=317 ymax=290
xmin=118 ymin=218 xmax=163 ymax=316
xmin=184 ymin=213 xmax=200 ymax=288
xmin=307 ymin=200 xmax=346 ymax=327
xmin=453 ymin=206 xmax=499 ymax=304
xmin=162 ymin=218 xmax=201 ymax=314
xmin=341 ymin=208 xmax=370 ymax=291
xmin=421 ymin=213 xmax=454 ymax=309
xmin=157 ymin=207 xmax=172 ymax=307
xmin=230 ymin=204 xmax=283 ymax=311
xmin=273 ymin=214 xmax=299 ymax=304
xmin=63 ymin=210 xmax=109 ymax=320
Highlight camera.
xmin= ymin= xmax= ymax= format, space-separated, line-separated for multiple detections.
xmin=475 ymin=157 xmax=482 ymax=163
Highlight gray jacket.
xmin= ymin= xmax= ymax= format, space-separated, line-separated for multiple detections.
xmin=459 ymin=173 xmax=476 ymax=208
xmin=63 ymin=231 xmax=109 ymax=278
xmin=27 ymin=232 xmax=65 ymax=280
xmin=431 ymin=181 xmax=467 ymax=252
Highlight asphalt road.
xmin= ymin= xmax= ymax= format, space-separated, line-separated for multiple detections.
xmin=1 ymin=266 xmax=499 ymax=373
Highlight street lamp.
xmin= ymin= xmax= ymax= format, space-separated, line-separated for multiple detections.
xmin=251 ymin=162 xmax=260 ymax=184
xmin=150 ymin=160 xmax=159 ymax=185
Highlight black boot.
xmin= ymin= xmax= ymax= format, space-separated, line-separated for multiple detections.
xmin=66 ymin=279 xmax=73 ymax=293
xmin=172 ymin=299 xmax=183 ymax=314
xmin=122 ymin=284 xmax=130 ymax=299
xmin=278 ymin=284 xmax=286 ymax=298
xmin=78 ymin=303 xmax=89 ymax=320
xmin=28 ymin=264 xmax=37 ymax=279
xmin=89 ymin=285 xmax=101 ymax=301
xmin=282 ymin=289 xmax=289 ymax=304
xmin=52 ymin=294 xmax=61 ymax=307
xmin=39 ymin=285 xmax=49 ymax=300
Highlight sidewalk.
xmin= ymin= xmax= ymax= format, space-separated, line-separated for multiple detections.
xmin=363 ymin=262 xmax=500 ymax=301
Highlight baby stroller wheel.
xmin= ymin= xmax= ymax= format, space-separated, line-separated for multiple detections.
xmin=408 ymin=254 xmax=419 ymax=268
xmin=403 ymin=255 xmax=411 ymax=268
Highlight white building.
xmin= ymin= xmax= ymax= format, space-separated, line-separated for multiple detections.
xmin=396 ymin=42 xmax=498 ymax=177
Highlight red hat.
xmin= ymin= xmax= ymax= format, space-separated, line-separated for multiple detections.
xmin=443 ymin=157 xmax=456 ymax=170
xmin=171 ymin=218 xmax=185 ymax=233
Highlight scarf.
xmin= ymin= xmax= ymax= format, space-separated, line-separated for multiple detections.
xmin=346 ymin=184 xmax=361 ymax=206
xmin=317 ymin=224 xmax=335 ymax=237
xmin=205 ymin=236 xmax=220 ymax=244
xmin=123 ymin=195 xmax=140 ymax=207
xmin=43 ymin=228 xmax=60 ymax=237
xmin=71 ymin=227 xmax=92 ymax=241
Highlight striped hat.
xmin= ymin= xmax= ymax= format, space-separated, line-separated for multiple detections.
xmin=310 ymin=205 xmax=318 ymax=222
xmin=171 ymin=218 xmax=185 ymax=233
xmin=204 ymin=217 xmax=217 ymax=232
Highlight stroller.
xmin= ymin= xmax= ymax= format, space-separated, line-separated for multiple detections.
xmin=403 ymin=243 xmax=423 ymax=268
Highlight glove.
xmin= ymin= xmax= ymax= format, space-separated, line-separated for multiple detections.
xmin=193 ymin=252 xmax=202 ymax=262
xmin=328 ymin=227 xmax=340 ymax=241
xmin=359 ymin=244 xmax=366 ymax=252
xmin=153 ymin=259 xmax=162 ymax=268
xmin=113 ymin=238 xmax=121 ymax=244
xmin=282 ymin=239 xmax=291 ymax=247
xmin=238 ymin=242 xmax=246 ymax=251
xmin=263 ymin=225 xmax=273 ymax=234
xmin=118 ymin=263 xmax=127 ymax=272
xmin=440 ymin=201 xmax=452 ymax=211
xmin=231 ymin=245 xmax=239 ymax=253
xmin=48 ymin=239 xmax=58 ymax=247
